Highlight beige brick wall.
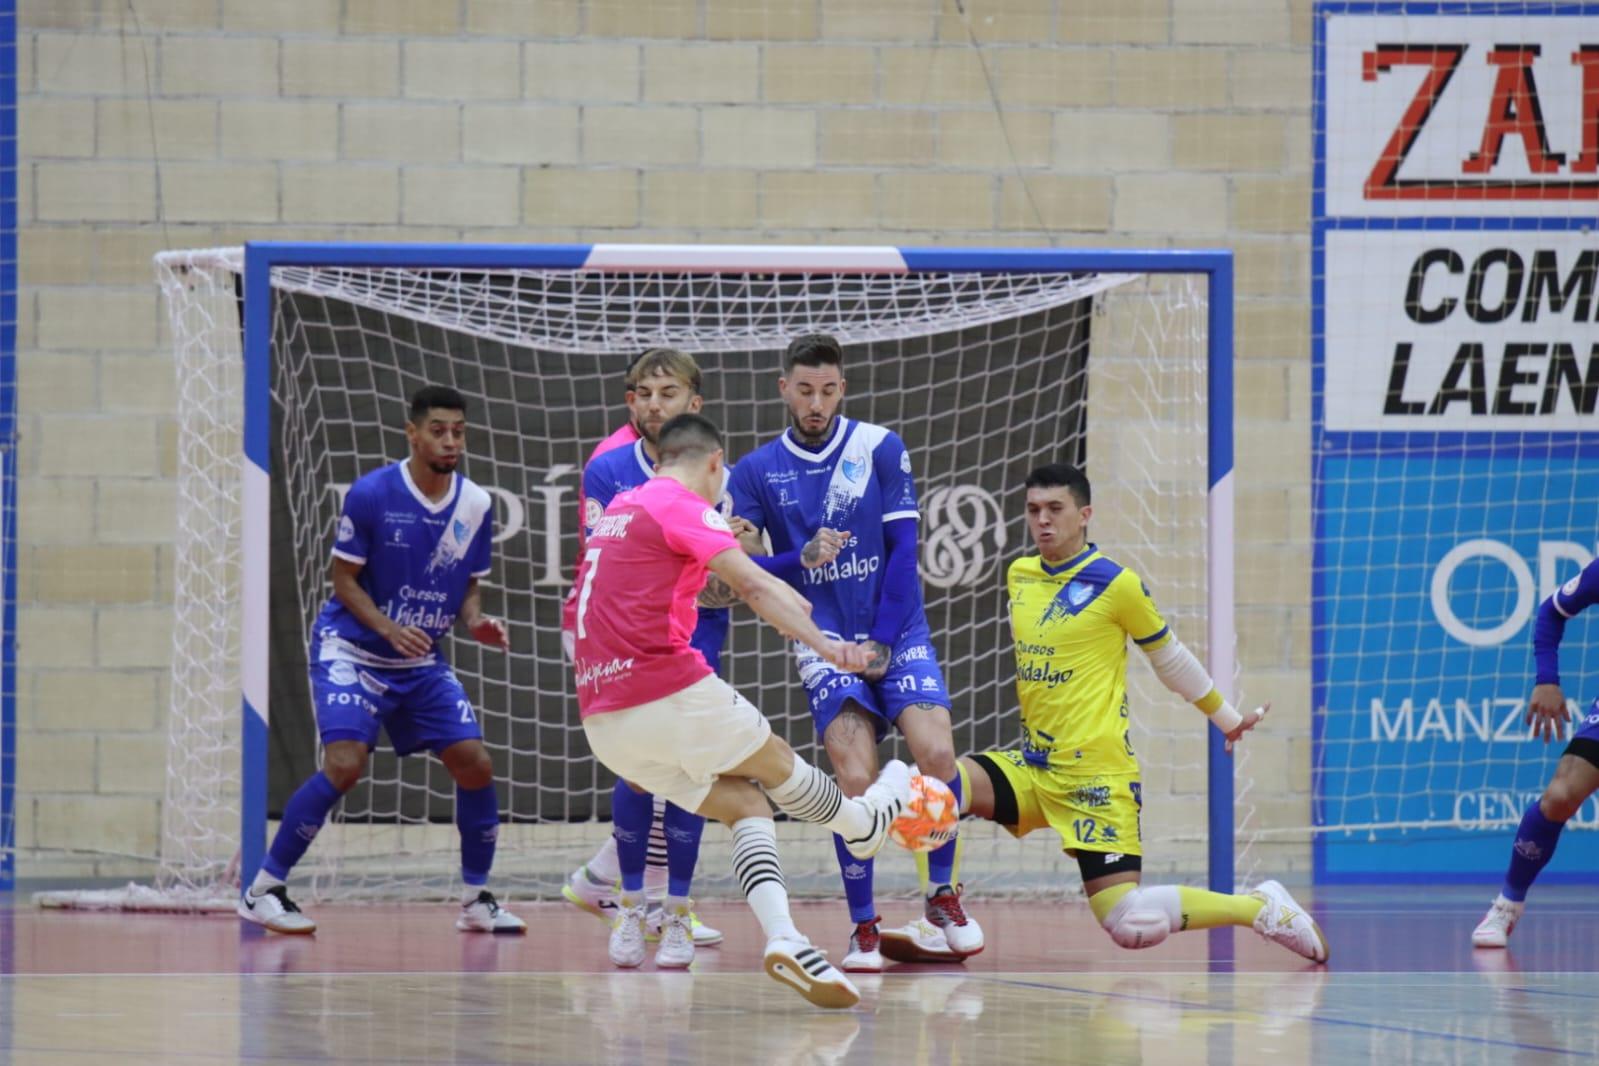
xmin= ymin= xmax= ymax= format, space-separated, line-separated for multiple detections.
xmin=16 ymin=0 xmax=1314 ymax=881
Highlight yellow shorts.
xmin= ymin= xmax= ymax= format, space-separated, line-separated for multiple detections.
xmin=970 ymin=750 xmax=1143 ymax=856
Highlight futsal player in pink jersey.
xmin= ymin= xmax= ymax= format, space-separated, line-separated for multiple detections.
xmin=574 ymin=412 xmax=912 ymax=1009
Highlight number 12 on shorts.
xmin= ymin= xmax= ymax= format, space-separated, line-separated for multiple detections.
xmin=1073 ymin=817 xmax=1098 ymax=844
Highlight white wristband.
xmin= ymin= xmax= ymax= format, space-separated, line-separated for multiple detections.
xmin=1208 ymin=701 xmax=1244 ymax=734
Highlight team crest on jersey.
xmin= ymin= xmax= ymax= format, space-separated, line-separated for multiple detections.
xmin=1564 ymin=575 xmax=1582 ymax=596
xmin=702 ymin=508 xmax=731 ymax=532
xmin=841 ymin=456 xmax=867 ymax=483
xmin=337 ymin=516 xmax=355 ymax=542
xmin=900 ymin=451 xmax=912 ymax=474
xmin=1068 ymin=581 xmax=1093 ymax=606
xmin=585 ymin=497 xmax=604 ymax=528
xmin=453 ymin=519 xmax=469 ymax=543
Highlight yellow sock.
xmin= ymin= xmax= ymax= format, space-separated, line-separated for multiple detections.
xmin=1088 ymin=882 xmax=1137 ymax=923
xmin=1087 ymin=883 xmax=1262 ymax=930
xmin=1176 ymin=886 xmax=1264 ymax=930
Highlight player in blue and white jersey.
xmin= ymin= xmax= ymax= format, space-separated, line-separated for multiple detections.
xmin=237 ymin=385 xmax=524 ymax=936
xmin=1473 ymin=557 xmax=1599 ymax=947
xmin=729 ymin=334 xmax=983 ymax=971
xmin=560 ymin=350 xmax=744 ymax=968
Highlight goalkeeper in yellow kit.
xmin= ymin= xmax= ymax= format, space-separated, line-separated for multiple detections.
xmin=889 ymin=462 xmax=1328 ymax=963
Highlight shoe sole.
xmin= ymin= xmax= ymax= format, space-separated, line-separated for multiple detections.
xmin=765 ymin=953 xmax=860 ymax=1009
xmin=456 ymin=920 xmax=528 ymax=935
xmin=878 ymin=932 xmax=970 ymax=964
xmin=561 ymin=884 xmax=616 ymax=923
xmin=236 ymin=901 xmax=316 ymax=935
xmin=655 ymin=953 xmax=695 ymax=969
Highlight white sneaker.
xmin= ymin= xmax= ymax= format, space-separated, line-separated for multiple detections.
xmin=923 ymin=884 xmax=984 ymax=957
xmin=646 ymin=905 xmax=724 ymax=946
xmin=841 ymin=759 xmax=912 ymax=860
xmin=457 ymin=890 xmax=527 ymax=934
xmin=609 ymin=902 xmax=647 ymax=968
xmin=764 ymin=936 xmax=860 ymax=1009
xmin=654 ymin=907 xmax=696 ymax=969
xmin=879 ymin=916 xmax=962 ymax=964
xmin=562 ymin=863 xmax=619 ymax=921
xmin=1250 ymin=880 xmax=1329 ymax=963
xmin=840 ymin=919 xmax=885 ymax=972
xmin=237 ymin=884 xmax=317 ymax=935
xmin=1472 ymin=894 xmax=1524 ymax=948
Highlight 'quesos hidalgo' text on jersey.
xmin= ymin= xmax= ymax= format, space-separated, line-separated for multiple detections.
xmin=313 ymin=462 xmax=493 ymax=669
xmin=1007 ymin=544 xmax=1172 ymax=775
xmin=729 ymin=417 xmax=925 ymax=643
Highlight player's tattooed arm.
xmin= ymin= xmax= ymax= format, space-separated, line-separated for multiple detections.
xmin=861 ymin=638 xmax=892 ymax=682
xmin=697 ymin=573 xmax=741 ymax=609
xmin=802 ymin=527 xmax=848 ymax=568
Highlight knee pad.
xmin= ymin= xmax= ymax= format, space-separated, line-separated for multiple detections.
xmin=1101 ymin=889 xmax=1171 ymax=950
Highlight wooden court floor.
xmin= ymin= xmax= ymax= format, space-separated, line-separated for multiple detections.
xmin=1 ymin=886 xmax=1596 ymax=1064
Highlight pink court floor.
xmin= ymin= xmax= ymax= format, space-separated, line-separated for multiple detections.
xmin=1 ymin=886 xmax=1596 ymax=1064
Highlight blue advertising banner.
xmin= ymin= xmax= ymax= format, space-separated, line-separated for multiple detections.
xmin=1313 ymin=2 xmax=1599 ymax=882
xmin=1317 ymin=451 xmax=1599 ymax=881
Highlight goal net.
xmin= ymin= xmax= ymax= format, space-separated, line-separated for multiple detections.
xmin=113 ymin=244 xmax=1234 ymax=906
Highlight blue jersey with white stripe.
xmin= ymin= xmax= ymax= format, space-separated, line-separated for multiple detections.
xmin=582 ymin=439 xmax=733 ymax=673
xmin=312 ymin=462 xmax=494 ymax=668
xmin=729 ymin=416 xmax=926 ymax=643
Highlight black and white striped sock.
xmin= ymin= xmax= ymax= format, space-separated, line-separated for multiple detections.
xmin=765 ymin=757 xmax=872 ymax=840
xmin=646 ymin=794 xmax=668 ymax=870
xmin=731 ymin=817 xmax=799 ymax=942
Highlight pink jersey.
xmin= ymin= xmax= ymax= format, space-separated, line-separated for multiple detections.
xmin=562 ymin=422 xmax=643 ymax=636
xmin=573 ymin=476 xmax=739 ymax=717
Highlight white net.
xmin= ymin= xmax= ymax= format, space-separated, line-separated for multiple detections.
xmin=132 ymin=246 xmax=1225 ymax=905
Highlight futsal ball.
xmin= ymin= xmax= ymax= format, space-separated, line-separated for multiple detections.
xmin=889 ymin=775 xmax=959 ymax=853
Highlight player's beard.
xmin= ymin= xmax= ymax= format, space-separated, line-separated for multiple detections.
xmin=790 ymin=411 xmax=835 ymax=446
xmin=428 ymin=457 xmax=458 ymax=476
xmin=633 ymin=416 xmax=660 ymax=446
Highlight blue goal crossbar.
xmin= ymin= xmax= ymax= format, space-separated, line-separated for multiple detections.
xmin=237 ymin=242 xmax=1237 ymax=896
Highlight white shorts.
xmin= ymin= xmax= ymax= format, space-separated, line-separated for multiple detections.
xmin=582 ymin=674 xmax=773 ymax=814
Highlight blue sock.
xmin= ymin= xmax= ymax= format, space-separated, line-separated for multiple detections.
xmin=1502 ymin=800 xmax=1565 ymax=902
xmin=263 ymin=772 xmax=342 ymax=881
xmin=926 ymin=772 xmax=963 ymax=889
xmin=456 ymin=783 xmax=500 ymax=888
xmin=662 ymin=802 xmax=705 ymax=899
xmin=832 ymin=834 xmax=876 ymax=924
xmin=612 ymin=781 xmax=653 ymax=895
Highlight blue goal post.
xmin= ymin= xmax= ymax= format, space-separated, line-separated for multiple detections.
xmin=234 ymin=242 xmax=1237 ymax=897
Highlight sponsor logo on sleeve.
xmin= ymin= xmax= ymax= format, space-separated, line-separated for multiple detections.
xmin=338 ymin=516 xmax=355 ymax=542
xmin=702 ymin=508 xmax=732 ymax=532
xmin=585 ymin=497 xmax=604 ymax=528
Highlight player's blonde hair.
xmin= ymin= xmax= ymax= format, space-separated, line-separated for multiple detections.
xmin=626 ymin=348 xmax=702 ymax=393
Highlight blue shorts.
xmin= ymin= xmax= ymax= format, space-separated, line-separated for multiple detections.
xmin=796 ymin=634 xmax=951 ymax=744
xmin=310 ymin=658 xmax=481 ymax=757
xmin=1566 ymin=699 xmax=1599 ymax=768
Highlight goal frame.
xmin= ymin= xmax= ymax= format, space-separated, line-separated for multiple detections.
xmin=236 ymin=241 xmax=1238 ymax=896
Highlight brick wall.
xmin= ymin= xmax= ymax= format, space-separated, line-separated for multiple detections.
xmin=15 ymin=0 xmax=1313 ymax=878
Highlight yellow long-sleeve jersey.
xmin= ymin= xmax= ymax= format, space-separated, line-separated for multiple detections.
xmin=1007 ymin=543 xmax=1173 ymax=775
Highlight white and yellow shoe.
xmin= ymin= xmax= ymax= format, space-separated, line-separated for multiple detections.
xmin=1250 ymin=880 xmax=1329 ymax=963
xmin=562 ymin=864 xmax=620 ymax=921
xmin=609 ymin=902 xmax=648 ymax=968
xmin=654 ymin=908 xmax=696 ymax=969
xmin=646 ymin=904 xmax=724 ymax=946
